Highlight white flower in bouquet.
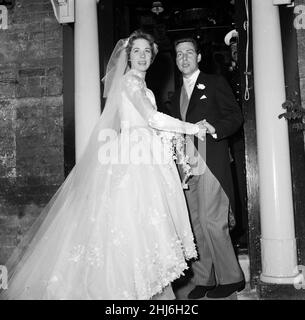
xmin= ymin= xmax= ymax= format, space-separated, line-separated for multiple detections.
xmin=156 ymin=131 xmax=193 ymax=189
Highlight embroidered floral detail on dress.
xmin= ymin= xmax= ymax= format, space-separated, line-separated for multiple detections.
xmin=68 ymin=244 xmax=104 ymax=267
xmin=136 ymin=258 xmax=185 ymax=299
xmin=69 ymin=245 xmax=85 ymax=263
xmin=124 ymin=73 xmax=146 ymax=94
xmin=110 ymin=227 xmax=125 ymax=247
xmin=147 ymin=207 xmax=167 ymax=226
xmin=118 ymin=234 xmax=198 ymax=300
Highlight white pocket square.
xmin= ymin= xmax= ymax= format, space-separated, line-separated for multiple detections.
xmin=200 ymin=95 xmax=207 ymax=100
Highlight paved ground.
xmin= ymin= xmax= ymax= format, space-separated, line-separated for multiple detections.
xmin=174 ymin=278 xmax=259 ymax=300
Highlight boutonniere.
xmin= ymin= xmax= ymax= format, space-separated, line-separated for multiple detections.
xmin=197 ymin=83 xmax=207 ymax=99
xmin=197 ymin=83 xmax=205 ymax=90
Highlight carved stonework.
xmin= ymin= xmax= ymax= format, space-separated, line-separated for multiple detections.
xmin=50 ymin=0 xmax=75 ymax=24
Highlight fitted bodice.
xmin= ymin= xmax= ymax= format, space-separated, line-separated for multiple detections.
xmin=120 ymin=69 xmax=157 ymax=128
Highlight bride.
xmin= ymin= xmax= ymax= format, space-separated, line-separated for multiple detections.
xmin=0 ymin=30 xmax=206 ymax=300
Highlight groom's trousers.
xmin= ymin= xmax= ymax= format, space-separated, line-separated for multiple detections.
xmin=184 ymin=165 xmax=244 ymax=285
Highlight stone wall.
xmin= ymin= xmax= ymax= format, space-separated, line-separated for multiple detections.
xmin=0 ymin=0 xmax=64 ymax=264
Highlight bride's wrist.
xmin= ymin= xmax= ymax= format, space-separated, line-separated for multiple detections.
xmin=185 ymin=123 xmax=200 ymax=135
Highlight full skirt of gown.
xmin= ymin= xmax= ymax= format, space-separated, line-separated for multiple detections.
xmin=1 ymin=126 xmax=197 ymax=300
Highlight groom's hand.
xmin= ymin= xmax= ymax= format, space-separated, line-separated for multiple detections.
xmin=201 ymin=119 xmax=216 ymax=135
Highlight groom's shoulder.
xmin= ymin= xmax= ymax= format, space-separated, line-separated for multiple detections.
xmin=199 ymin=72 xmax=231 ymax=90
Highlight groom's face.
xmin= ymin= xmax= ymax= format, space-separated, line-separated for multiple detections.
xmin=175 ymin=41 xmax=201 ymax=77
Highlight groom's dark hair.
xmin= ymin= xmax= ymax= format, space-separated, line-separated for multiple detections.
xmin=174 ymin=38 xmax=200 ymax=54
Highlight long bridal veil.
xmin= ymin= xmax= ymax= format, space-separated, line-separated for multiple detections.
xmin=0 ymin=39 xmax=130 ymax=299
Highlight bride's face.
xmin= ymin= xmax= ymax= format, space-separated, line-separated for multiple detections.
xmin=130 ymin=38 xmax=152 ymax=73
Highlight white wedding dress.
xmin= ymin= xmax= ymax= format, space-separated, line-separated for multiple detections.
xmin=1 ymin=69 xmax=198 ymax=300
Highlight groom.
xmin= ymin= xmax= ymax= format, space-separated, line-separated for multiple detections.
xmin=170 ymin=38 xmax=245 ymax=299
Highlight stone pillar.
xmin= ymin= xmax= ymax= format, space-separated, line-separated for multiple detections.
xmin=74 ymin=0 xmax=100 ymax=161
xmin=252 ymin=0 xmax=300 ymax=284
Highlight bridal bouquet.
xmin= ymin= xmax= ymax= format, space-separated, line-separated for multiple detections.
xmin=156 ymin=131 xmax=192 ymax=189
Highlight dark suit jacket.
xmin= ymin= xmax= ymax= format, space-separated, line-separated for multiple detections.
xmin=170 ymin=71 xmax=243 ymax=213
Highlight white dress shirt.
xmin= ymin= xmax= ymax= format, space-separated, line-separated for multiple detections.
xmin=183 ymin=69 xmax=200 ymax=99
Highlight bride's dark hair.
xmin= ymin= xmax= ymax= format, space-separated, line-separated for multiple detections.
xmin=126 ymin=29 xmax=158 ymax=65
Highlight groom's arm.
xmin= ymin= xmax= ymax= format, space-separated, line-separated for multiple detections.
xmin=210 ymin=75 xmax=243 ymax=140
